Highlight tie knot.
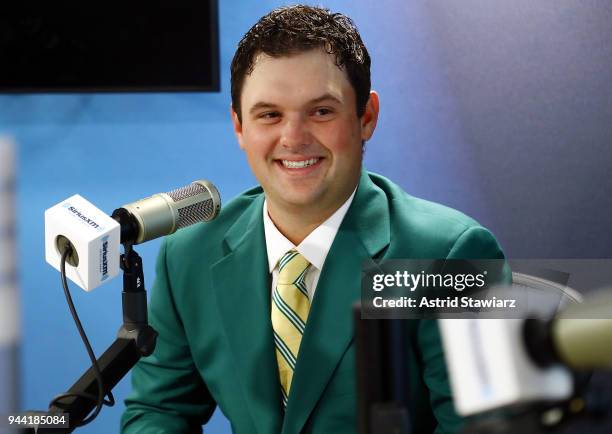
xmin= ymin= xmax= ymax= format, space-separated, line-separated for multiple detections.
xmin=277 ymin=250 xmax=310 ymax=285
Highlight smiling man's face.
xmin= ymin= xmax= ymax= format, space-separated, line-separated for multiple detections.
xmin=231 ymin=48 xmax=378 ymax=223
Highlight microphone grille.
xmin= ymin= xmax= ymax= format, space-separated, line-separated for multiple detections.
xmin=177 ymin=199 xmax=216 ymax=229
xmin=166 ymin=181 xmax=221 ymax=229
xmin=167 ymin=182 xmax=206 ymax=202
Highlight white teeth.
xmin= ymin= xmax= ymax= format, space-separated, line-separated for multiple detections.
xmin=281 ymin=158 xmax=319 ymax=169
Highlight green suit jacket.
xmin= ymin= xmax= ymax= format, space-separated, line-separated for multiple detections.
xmin=121 ymin=170 xmax=505 ymax=434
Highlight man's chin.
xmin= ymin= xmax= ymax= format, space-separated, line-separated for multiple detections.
xmin=269 ymin=190 xmax=325 ymax=211
xmin=280 ymin=195 xmax=321 ymax=209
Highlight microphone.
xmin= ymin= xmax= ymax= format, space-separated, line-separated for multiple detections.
xmin=525 ymin=290 xmax=612 ymax=370
xmin=440 ymin=278 xmax=612 ymax=417
xmin=112 ymin=180 xmax=220 ymax=245
xmin=45 ymin=180 xmax=221 ymax=291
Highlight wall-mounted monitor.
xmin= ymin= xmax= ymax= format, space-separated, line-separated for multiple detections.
xmin=0 ymin=1 xmax=219 ymax=92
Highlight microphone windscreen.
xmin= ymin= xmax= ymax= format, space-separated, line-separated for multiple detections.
xmin=166 ymin=181 xmax=220 ymax=229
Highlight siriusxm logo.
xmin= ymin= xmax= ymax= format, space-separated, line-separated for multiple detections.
xmin=101 ymin=235 xmax=109 ymax=281
xmin=63 ymin=202 xmax=104 ymax=232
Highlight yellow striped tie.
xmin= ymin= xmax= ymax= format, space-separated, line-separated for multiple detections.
xmin=272 ymin=249 xmax=311 ymax=408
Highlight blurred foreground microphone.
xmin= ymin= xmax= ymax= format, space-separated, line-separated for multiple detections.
xmin=525 ymin=290 xmax=612 ymax=370
xmin=45 ymin=180 xmax=221 ymax=291
xmin=440 ymin=282 xmax=612 ymax=417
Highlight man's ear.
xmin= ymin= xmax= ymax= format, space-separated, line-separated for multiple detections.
xmin=360 ymin=91 xmax=380 ymax=142
xmin=230 ymin=104 xmax=245 ymax=150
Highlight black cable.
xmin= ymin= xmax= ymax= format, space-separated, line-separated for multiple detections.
xmin=48 ymin=245 xmax=115 ymax=427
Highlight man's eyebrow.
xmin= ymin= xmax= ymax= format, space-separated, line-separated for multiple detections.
xmin=249 ymin=102 xmax=277 ymax=115
xmin=309 ymin=93 xmax=342 ymax=105
xmin=248 ymin=94 xmax=342 ymax=115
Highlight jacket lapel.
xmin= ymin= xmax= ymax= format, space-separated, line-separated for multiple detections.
xmin=211 ymin=194 xmax=283 ymax=434
xmin=282 ymin=170 xmax=391 ymax=433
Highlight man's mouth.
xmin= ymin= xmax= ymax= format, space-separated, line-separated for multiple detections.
xmin=280 ymin=157 xmax=320 ymax=169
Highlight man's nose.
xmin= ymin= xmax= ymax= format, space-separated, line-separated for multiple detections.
xmin=280 ymin=116 xmax=311 ymax=149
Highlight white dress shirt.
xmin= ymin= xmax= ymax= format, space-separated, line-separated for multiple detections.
xmin=263 ymin=189 xmax=357 ymax=302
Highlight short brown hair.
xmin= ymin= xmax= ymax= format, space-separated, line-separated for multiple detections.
xmin=230 ymin=5 xmax=371 ymax=123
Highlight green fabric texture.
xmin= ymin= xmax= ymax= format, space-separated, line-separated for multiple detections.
xmin=121 ymin=170 xmax=506 ymax=434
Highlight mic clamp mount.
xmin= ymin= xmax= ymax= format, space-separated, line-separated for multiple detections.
xmin=118 ymin=243 xmax=157 ymax=356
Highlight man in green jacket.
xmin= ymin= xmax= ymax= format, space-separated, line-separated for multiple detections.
xmin=122 ymin=5 xmax=505 ymax=433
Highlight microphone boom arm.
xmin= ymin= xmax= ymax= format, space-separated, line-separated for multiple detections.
xmin=32 ymin=246 xmax=158 ymax=433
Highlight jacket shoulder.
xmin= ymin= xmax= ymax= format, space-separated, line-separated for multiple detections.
xmin=368 ymin=172 xmax=501 ymax=258
xmin=370 ymin=172 xmax=479 ymax=228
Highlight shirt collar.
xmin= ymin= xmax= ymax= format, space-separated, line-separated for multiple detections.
xmin=263 ymin=188 xmax=357 ymax=273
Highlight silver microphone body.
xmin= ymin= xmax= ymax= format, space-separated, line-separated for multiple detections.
xmin=551 ymin=290 xmax=612 ymax=369
xmin=119 ymin=180 xmax=221 ymax=244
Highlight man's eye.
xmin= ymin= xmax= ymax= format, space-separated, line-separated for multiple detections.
xmin=314 ymin=108 xmax=333 ymax=116
xmin=259 ymin=111 xmax=280 ymax=119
